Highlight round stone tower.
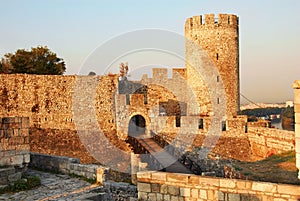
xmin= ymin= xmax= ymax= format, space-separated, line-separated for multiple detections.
xmin=185 ymin=14 xmax=239 ymax=118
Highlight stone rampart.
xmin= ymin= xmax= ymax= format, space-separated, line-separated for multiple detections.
xmin=137 ymin=171 xmax=300 ymax=201
xmin=247 ymin=127 xmax=295 ymax=159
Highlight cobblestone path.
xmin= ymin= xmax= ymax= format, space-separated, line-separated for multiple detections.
xmin=0 ymin=169 xmax=104 ymax=201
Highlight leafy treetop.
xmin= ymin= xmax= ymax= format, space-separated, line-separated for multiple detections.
xmin=0 ymin=46 xmax=66 ymax=75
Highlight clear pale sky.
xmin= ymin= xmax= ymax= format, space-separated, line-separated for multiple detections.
xmin=0 ymin=0 xmax=299 ymax=103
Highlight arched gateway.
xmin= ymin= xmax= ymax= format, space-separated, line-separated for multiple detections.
xmin=128 ymin=115 xmax=146 ymax=138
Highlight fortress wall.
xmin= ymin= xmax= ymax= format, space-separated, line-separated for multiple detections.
xmin=0 ymin=117 xmax=30 ymax=167
xmin=137 ymin=171 xmax=300 ymax=201
xmin=247 ymin=127 xmax=295 ymax=159
xmin=0 ymin=74 xmax=131 ymax=164
xmin=185 ymin=14 xmax=239 ymax=117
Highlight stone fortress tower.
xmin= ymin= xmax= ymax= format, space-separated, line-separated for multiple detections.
xmin=185 ymin=14 xmax=239 ymax=118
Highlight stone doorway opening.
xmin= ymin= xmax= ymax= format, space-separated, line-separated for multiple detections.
xmin=128 ymin=115 xmax=146 ymax=138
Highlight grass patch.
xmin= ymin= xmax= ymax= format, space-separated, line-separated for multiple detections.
xmin=0 ymin=173 xmax=41 ymax=194
xmin=232 ymin=151 xmax=300 ymax=185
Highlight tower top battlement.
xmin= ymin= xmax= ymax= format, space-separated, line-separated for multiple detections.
xmin=185 ymin=14 xmax=238 ymax=31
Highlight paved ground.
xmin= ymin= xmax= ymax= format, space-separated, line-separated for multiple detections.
xmin=0 ymin=169 xmax=104 ymax=201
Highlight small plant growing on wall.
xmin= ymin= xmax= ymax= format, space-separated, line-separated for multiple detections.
xmin=119 ymin=62 xmax=129 ymax=81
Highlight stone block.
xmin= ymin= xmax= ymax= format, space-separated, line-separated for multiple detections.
xmin=167 ymin=173 xmax=188 ymax=183
xmin=137 ymin=171 xmax=153 ymax=181
xmin=170 ymin=196 xmax=179 ymax=201
xmin=152 ymin=172 xmax=166 ymax=182
xmin=24 ymin=153 xmax=30 ymax=163
xmin=148 ymin=193 xmax=157 ymax=201
xmin=199 ymin=190 xmax=207 ymax=199
xmin=228 ymin=193 xmax=241 ymax=201
xmin=207 ymin=190 xmax=215 ymax=200
xmin=191 ymin=188 xmax=198 ymax=198
xmin=168 ymin=186 xmax=180 ymax=196
xmin=138 ymin=192 xmax=148 ymax=200
xmin=188 ymin=175 xmax=199 ymax=185
xmin=137 ymin=182 xmax=151 ymax=193
xmin=236 ymin=180 xmax=252 ymax=190
xmin=199 ymin=176 xmax=219 ymax=187
xmin=157 ymin=193 xmax=163 ymax=201
xmin=151 ymin=183 xmax=160 ymax=193
xmin=180 ymin=188 xmax=190 ymax=197
xmin=218 ymin=191 xmax=225 ymax=201
xmin=278 ymin=184 xmax=300 ymax=195
xmin=219 ymin=178 xmax=236 ymax=188
xmin=160 ymin=184 xmax=168 ymax=194
xmin=252 ymin=182 xmax=277 ymax=193
xmin=163 ymin=194 xmax=171 ymax=201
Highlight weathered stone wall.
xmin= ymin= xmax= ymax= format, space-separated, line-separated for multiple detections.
xmin=29 ymin=152 xmax=108 ymax=184
xmin=185 ymin=14 xmax=239 ymax=118
xmin=29 ymin=128 xmax=97 ymax=164
xmin=0 ymin=74 xmax=131 ymax=163
xmin=293 ymin=80 xmax=300 ymax=179
xmin=137 ymin=171 xmax=300 ymax=201
xmin=0 ymin=117 xmax=30 ymax=188
xmin=247 ymin=127 xmax=295 ymax=159
xmin=0 ymin=117 xmax=30 ymax=167
xmin=0 ymin=74 xmax=117 ymax=131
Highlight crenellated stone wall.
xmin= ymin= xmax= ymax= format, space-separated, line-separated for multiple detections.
xmin=293 ymin=80 xmax=300 ymax=179
xmin=185 ymin=14 xmax=240 ymax=118
xmin=137 ymin=171 xmax=300 ymax=201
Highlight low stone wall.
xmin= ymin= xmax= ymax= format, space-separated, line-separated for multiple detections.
xmin=29 ymin=153 xmax=108 ymax=184
xmin=0 ymin=117 xmax=30 ymax=168
xmin=0 ymin=167 xmax=22 ymax=187
xmin=248 ymin=127 xmax=295 ymax=159
xmin=104 ymin=181 xmax=138 ymax=200
xmin=0 ymin=117 xmax=30 ymax=188
xmin=137 ymin=171 xmax=300 ymax=201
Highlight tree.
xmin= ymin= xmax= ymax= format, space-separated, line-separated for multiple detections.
xmin=1 ymin=46 xmax=66 ymax=75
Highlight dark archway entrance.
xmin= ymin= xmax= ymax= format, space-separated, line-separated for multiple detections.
xmin=128 ymin=115 xmax=146 ymax=137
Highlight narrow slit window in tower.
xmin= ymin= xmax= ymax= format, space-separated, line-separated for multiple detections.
xmin=216 ymin=53 xmax=219 ymax=60
xmin=199 ymin=118 xmax=204 ymax=129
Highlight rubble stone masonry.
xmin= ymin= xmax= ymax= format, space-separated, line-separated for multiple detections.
xmin=0 ymin=117 xmax=30 ymax=167
xmin=185 ymin=14 xmax=239 ymax=117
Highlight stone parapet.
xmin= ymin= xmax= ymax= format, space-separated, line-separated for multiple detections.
xmin=137 ymin=171 xmax=300 ymax=200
